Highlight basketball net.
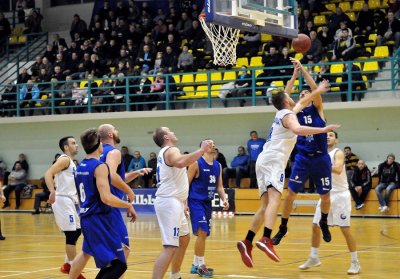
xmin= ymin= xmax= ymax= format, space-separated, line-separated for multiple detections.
xmin=199 ymin=14 xmax=241 ymax=67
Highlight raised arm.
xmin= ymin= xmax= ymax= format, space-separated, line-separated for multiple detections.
xmin=283 ymin=113 xmax=340 ymax=136
xmin=164 ymin=140 xmax=212 ymax=169
xmin=284 ymin=62 xmax=300 ymax=96
xmin=293 ymin=80 xmax=330 ymax=114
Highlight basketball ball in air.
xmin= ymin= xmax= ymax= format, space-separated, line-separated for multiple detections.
xmin=291 ymin=34 xmax=311 ymax=53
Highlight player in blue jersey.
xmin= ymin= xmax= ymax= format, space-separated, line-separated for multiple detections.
xmin=272 ymin=58 xmax=332 ymax=245
xmin=74 ymin=128 xmax=135 ymax=278
xmin=187 ymin=139 xmax=229 ymax=278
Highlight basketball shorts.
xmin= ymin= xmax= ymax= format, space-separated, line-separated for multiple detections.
xmin=110 ymin=207 xmax=129 ymax=248
xmin=313 ymin=190 xmax=351 ymax=227
xmin=154 ymin=196 xmax=189 ymax=247
xmin=188 ymin=198 xmax=212 ymax=236
xmin=81 ymin=212 xmax=126 ymax=269
xmin=256 ymin=153 xmax=286 ymax=196
xmin=52 ymin=195 xmax=81 ymax=231
xmin=289 ymin=153 xmax=332 ymax=195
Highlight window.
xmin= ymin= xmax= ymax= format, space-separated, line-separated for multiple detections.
xmin=50 ymin=0 xmax=93 ymax=7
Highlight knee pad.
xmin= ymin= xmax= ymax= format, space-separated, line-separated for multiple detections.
xmin=64 ymin=230 xmax=77 ymax=245
xmin=74 ymin=229 xmax=82 ymax=243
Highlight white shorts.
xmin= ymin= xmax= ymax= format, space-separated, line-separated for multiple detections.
xmin=52 ymin=195 xmax=81 ymax=231
xmin=154 ymin=196 xmax=189 ymax=247
xmin=256 ymin=154 xmax=286 ymax=196
xmin=313 ymin=191 xmax=351 ymax=227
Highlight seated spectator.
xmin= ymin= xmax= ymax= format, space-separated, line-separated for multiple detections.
xmin=317 ymin=25 xmax=334 ymax=52
xmin=148 ymin=73 xmax=165 ymax=110
xmin=31 ymin=177 xmax=50 ymax=214
xmin=52 ymin=33 xmax=68 ymax=50
xmin=136 ymin=44 xmax=155 ymax=74
xmin=110 ymin=73 xmax=126 ymax=112
xmin=187 ymin=20 xmax=206 ymax=52
xmin=71 ymin=81 xmax=88 ymax=113
xmin=0 ymin=13 xmax=11 ymax=50
xmin=222 ymin=146 xmax=250 ymax=188
xmin=19 ymin=80 xmax=40 ymax=117
xmin=128 ymin=151 xmax=147 ymax=187
xmin=377 ymin=11 xmax=400 ymax=49
xmin=30 ymin=56 xmax=42 ymax=78
xmin=160 ymin=46 xmax=178 ymax=73
xmin=24 ymin=9 xmax=43 ymax=34
xmin=301 ymin=30 xmax=323 ymax=64
xmin=0 ymin=83 xmax=17 ymax=117
xmin=339 ymin=64 xmax=366 ymax=102
xmin=18 ymin=67 xmax=31 ymax=84
xmin=227 ymin=66 xmax=252 ymax=107
xmin=121 ymin=146 xmax=134 ymax=172
xmin=2 ymin=162 xmax=27 ymax=209
xmin=350 ymin=160 xmax=372 ymax=210
xmin=334 ymin=21 xmax=353 ymax=41
xmin=237 ymin=32 xmax=261 ymax=57
xmin=375 ymin=153 xmax=400 ymax=212
xmin=261 ymin=45 xmax=281 ymax=82
xmin=175 ymin=12 xmax=192 ymax=40
xmin=301 ymin=20 xmax=316 ymax=37
xmin=131 ymin=73 xmax=151 ymax=111
xmin=331 ymin=28 xmax=357 ymax=61
xmin=354 ymin=3 xmax=375 ymax=36
xmin=328 ymin=7 xmax=353 ymax=33
xmin=177 ymin=45 xmax=194 ymax=72
xmin=298 ymin=9 xmax=313 ymax=34
xmin=214 ymin=148 xmax=227 ymax=170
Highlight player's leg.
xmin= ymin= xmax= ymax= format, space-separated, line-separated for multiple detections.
xmin=95 ymin=259 xmax=127 ymax=279
xmin=300 ymin=203 xmax=322 ymax=270
xmin=341 ymin=227 xmax=361 ymax=274
xmin=69 ymin=252 xmax=91 ymax=279
xmin=170 ymin=234 xmax=189 ymax=279
xmin=153 ymin=246 xmax=177 ymax=279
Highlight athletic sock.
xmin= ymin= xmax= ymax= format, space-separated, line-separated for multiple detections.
xmin=350 ymin=251 xmax=358 ymax=262
xmin=245 ymin=230 xmax=256 ymax=243
xmin=170 ymin=272 xmax=181 ymax=279
xmin=311 ymin=247 xmax=319 ymax=258
xmin=198 ymin=256 xmax=205 ymax=267
xmin=263 ymin=227 xmax=272 ymax=239
xmin=281 ymin=218 xmax=289 ymax=227
xmin=320 ymin=213 xmax=328 ymax=222
xmin=193 ymin=255 xmax=198 ymax=266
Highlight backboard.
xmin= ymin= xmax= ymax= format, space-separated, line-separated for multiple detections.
xmin=203 ymin=0 xmax=298 ymax=38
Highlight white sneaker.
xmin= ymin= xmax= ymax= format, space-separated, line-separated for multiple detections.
xmin=380 ymin=205 xmax=389 ymax=212
xmin=378 ymin=206 xmax=382 ymax=210
xmin=347 ymin=260 xmax=361 ymax=275
xmin=299 ymin=257 xmax=321 ymax=270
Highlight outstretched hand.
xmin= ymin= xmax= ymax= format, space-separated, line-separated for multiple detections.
xmin=325 ymin=124 xmax=341 ymax=132
xmin=136 ymin=168 xmax=152 ymax=176
xmin=200 ymin=140 xmax=213 ymax=154
xmin=317 ymin=79 xmax=331 ymax=93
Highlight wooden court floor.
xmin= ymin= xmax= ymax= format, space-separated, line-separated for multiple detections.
xmin=0 ymin=213 xmax=399 ymax=278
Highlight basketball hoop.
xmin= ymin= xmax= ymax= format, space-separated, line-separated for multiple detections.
xmin=199 ymin=13 xmax=241 ymax=67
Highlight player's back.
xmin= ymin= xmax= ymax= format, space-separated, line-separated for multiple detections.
xmin=100 ymin=143 xmax=125 ymax=199
xmin=54 ymin=154 xmax=78 ymax=198
xmin=75 ymin=158 xmax=112 ymax=217
xmin=329 ymin=148 xmax=348 ymax=192
xmin=297 ymin=104 xmax=327 ymax=155
xmin=261 ymin=109 xmax=297 ymax=163
xmin=156 ymin=146 xmax=189 ymax=201
xmin=189 ymin=157 xmax=220 ymax=201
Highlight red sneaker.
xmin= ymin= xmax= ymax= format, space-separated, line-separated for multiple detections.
xmin=237 ymin=240 xmax=254 ymax=268
xmin=77 ymin=274 xmax=86 ymax=279
xmin=256 ymin=237 xmax=280 ymax=262
xmin=60 ymin=262 xmax=71 ymax=274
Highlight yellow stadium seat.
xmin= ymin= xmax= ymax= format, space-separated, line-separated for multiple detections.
xmin=352 ymin=1 xmax=364 ymax=11
xmin=339 ymin=2 xmax=351 ymax=12
xmin=183 ymin=86 xmax=195 ymax=96
xmin=223 ymin=71 xmax=237 ymax=81
xmin=330 ymin=63 xmax=344 ymax=75
xmin=325 ymin=3 xmax=336 ymax=13
xmin=346 ymin=12 xmax=356 ymax=22
xmin=210 ymin=71 xmax=222 ymax=82
xmin=211 ymin=84 xmax=222 ymax=97
xmin=235 ymin=57 xmax=249 ymax=68
xmin=18 ymin=35 xmax=27 ymax=44
xmin=172 ymin=74 xmax=181 ymax=83
xmin=181 ymin=74 xmax=194 ymax=85
xmin=147 ymin=76 xmax=154 ymax=83
xmin=362 ymin=75 xmax=369 ymax=88
xmin=9 ymin=36 xmax=18 ymax=45
xmin=331 ymin=77 xmax=341 ymax=92
xmin=314 ymin=15 xmax=327 ymax=26
xmin=261 ymin=33 xmax=272 ymax=43
xmin=195 ymin=85 xmax=210 ymax=98
xmin=250 ymin=56 xmax=263 ymax=67
xmin=368 ymin=0 xmax=380 ymax=9
xmin=270 ymin=80 xmax=285 ymax=89
xmin=195 ymin=73 xmax=208 ymax=83
xmin=362 ymin=61 xmax=379 ymax=73
xmin=353 ymin=62 xmax=362 ymax=70
xmin=372 ymin=46 xmax=389 ymax=59
xmin=80 ymin=81 xmax=88 ymax=88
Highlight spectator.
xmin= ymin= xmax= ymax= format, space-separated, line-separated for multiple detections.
xmin=355 ymin=3 xmax=375 ymax=36
xmin=31 ymin=177 xmax=50 ymax=214
xmin=131 ymin=73 xmax=151 ymax=111
xmin=43 ymin=44 xmax=56 ymax=64
xmin=261 ymin=45 xmax=281 ymax=82
xmin=128 ymin=151 xmax=147 ymax=187
xmin=187 ymin=20 xmax=206 ymax=51
xmin=0 ymin=13 xmax=11 ymax=44
xmin=24 ymin=9 xmax=43 ymax=33
xmin=298 ymin=9 xmax=313 ymax=33
xmin=344 ymin=146 xmax=359 ymax=187
xmin=160 ymin=46 xmax=178 ymax=73
xmin=350 ymin=160 xmax=372 ymax=210
xmin=110 ymin=73 xmax=126 ymax=112
xmin=301 ymin=20 xmax=316 ymax=37
xmin=121 ymin=146 xmax=134 ymax=172
xmin=331 ymin=28 xmax=357 ymax=61
xmin=377 ymin=11 xmax=400 ymax=49
xmin=222 ymin=146 xmax=249 ymax=188
xmin=328 ymin=7 xmax=353 ymax=32
xmin=175 ymin=12 xmax=192 ymax=40
xmin=30 ymin=55 xmax=42 ymax=77
xmin=145 ymin=152 xmax=157 ymax=188
xmin=214 ymin=148 xmax=227 ymax=169
xmin=229 ymin=66 xmax=252 ymax=107
xmin=19 ymin=80 xmax=40 ymax=117
xmin=70 ymin=14 xmax=87 ymax=40
xmin=375 ymin=153 xmax=400 ymax=212
xmin=247 ymin=131 xmax=266 ymax=189
xmin=339 ymin=64 xmax=366 ymax=102
xmin=334 ymin=21 xmax=353 ymax=41
xmin=15 ymin=0 xmax=27 ymax=23
xmin=237 ymin=32 xmax=261 ymax=57
xmin=136 ymin=44 xmax=155 ymax=73
xmin=2 ymin=162 xmax=27 ymax=209
xmin=301 ymin=30 xmax=323 ymax=64
xmin=177 ymin=44 xmax=194 ymax=72
xmin=12 ymin=153 xmax=29 ymax=173
xmin=148 ymin=73 xmax=165 ymax=110
xmin=317 ymin=25 xmax=334 ymax=51
xmin=0 ymin=83 xmax=17 ymax=117
xmin=52 ymin=33 xmax=68 ymax=50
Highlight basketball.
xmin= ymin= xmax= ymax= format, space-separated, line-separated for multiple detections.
xmin=292 ymin=34 xmax=311 ymax=53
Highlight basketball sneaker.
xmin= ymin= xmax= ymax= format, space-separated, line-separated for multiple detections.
xmin=319 ymin=220 xmax=331 ymax=242
xmin=190 ymin=264 xmax=214 ymax=274
xmin=347 ymin=260 xmax=361 ymax=275
xmin=60 ymin=263 xmax=71 ymax=274
xmin=299 ymin=257 xmax=321 ymax=270
xmin=197 ymin=264 xmax=213 ymax=278
xmin=272 ymin=225 xmax=288 ymax=245
xmin=255 ymin=237 xmax=280 ymax=262
xmin=237 ymin=240 xmax=254 ymax=268
xmin=77 ymin=274 xmax=86 ymax=279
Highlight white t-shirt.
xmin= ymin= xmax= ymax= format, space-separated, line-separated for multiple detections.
xmin=329 ymin=148 xmax=349 ymax=192
xmin=156 ymin=146 xmax=189 ymax=201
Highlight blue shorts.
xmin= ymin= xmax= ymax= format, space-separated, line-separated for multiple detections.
xmin=81 ymin=212 xmax=126 ymax=269
xmin=188 ymin=198 xmax=212 ymax=236
xmin=289 ymin=153 xmax=332 ymax=195
xmin=110 ymin=207 xmax=129 ymax=247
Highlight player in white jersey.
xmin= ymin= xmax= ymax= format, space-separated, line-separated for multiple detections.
xmin=44 ymin=136 xmax=85 ymax=279
xmin=237 ymin=80 xmax=340 ymax=268
xmin=152 ymin=127 xmax=212 ymax=279
xmin=299 ymin=131 xmax=361 ymax=274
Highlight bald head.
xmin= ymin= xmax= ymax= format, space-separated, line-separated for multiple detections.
xmin=98 ymin=124 xmax=120 ymax=145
